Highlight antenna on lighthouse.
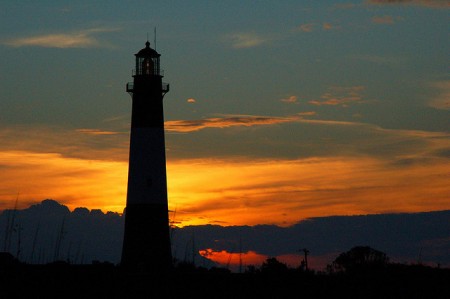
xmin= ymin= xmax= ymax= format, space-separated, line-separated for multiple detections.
xmin=154 ymin=27 xmax=157 ymax=50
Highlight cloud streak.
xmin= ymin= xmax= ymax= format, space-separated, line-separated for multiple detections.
xmin=372 ymin=15 xmax=397 ymax=24
xmin=296 ymin=22 xmax=340 ymax=33
xmin=428 ymin=80 xmax=450 ymax=110
xmin=298 ymin=23 xmax=315 ymax=32
xmin=3 ymin=28 xmax=118 ymax=48
xmin=280 ymin=95 xmax=298 ymax=103
xmin=226 ymin=32 xmax=270 ymax=49
xmin=0 ymin=125 xmax=129 ymax=162
xmin=366 ymin=0 xmax=450 ymax=8
xmin=308 ymin=86 xmax=366 ymax=107
xmin=165 ymin=114 xmax=302 ymax=132
xmin=165 ymin=110 xmax=369 ymax=133
xmin=76 ymin=129 xmax=123 ymax=135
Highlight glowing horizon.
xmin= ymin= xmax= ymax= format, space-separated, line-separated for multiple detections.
xmin=1 ymin=140 xmax=448 ymax=227
xmin=198 ymin=249 xmax=336 ymax=271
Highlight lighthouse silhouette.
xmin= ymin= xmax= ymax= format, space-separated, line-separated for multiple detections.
xmin=121 ymin=41 xmax=172 ymax=272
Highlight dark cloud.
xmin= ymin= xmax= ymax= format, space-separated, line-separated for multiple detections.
xmin=1 ymin=200 xmax=448 ymax=270
xmin=165 ymin=115 xmax=449 ymax=161
xmin=0 ymin=199 xmax=123 ymax=264
xmin=434 ymin=148 xmax=450 ymax=158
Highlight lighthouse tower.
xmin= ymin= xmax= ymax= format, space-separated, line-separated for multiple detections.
xmin=121 ymin=41 xmax=171 ymax=271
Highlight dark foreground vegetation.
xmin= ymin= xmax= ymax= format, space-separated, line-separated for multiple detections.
xmin=0 ymin=247 xmax=449 ymax=299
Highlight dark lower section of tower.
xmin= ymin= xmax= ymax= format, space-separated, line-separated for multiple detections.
xmin=121 ymin=203 xmax=172 ymax=272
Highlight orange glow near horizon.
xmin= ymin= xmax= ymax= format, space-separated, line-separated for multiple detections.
xmin=166 ymin=156 xmax=450 ymax=226
xmin=198 ymin=249 xmax=337 ymax=271
xmin=198 ymin=249 xmax=268 ymax=269
xmin=0 ymin=150 xmax=449 ymax=227
xmin=0 ymin=151 xmax=127 ymax=212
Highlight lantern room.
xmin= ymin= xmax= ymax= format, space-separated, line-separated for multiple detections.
xmin=134 ymin=41 xmax=161 ymax=76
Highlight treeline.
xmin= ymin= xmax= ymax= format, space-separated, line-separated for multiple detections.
xmin=0 ymin=246 xmax=449 ymax=298
xmin=166 ymin=246 xmax=450 ymax=298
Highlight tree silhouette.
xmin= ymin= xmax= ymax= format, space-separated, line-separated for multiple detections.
xmin=260 ymin=257 xmax=288 ymax=274
xmin=329 ymin=246 xmax=389 ymax=273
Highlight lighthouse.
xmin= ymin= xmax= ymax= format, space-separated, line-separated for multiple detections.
xmin=121 ymin=41 xmax=172 ymax=271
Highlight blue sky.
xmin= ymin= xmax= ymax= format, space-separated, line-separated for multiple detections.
xmin=0 ymin=1 xmax=449 ymax=226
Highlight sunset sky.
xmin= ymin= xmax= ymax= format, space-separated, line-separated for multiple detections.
xmin=0 ymin=1 xmax=449 ymax=228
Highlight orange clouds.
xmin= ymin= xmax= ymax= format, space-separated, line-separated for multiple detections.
xmin=0 ymin=151 xmax=127 ymax=212
xmin=322 ymin=23 xmax=334 ymax=30
xmin=167 ymin=156 xmax=450 ymax=227
xmin=0 ymin=147 xmax=448 ymax=228
xmin=76 ymin=129 xmax=122 ymax=135
xmin=0 ymin=120 xmax=448 ymax=228
xmin=165 ymin=115 xmax=298 ymax=132
xmin=309 ymin=86 xmax=366 ymax=107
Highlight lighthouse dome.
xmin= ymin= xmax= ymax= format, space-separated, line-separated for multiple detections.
xmin=135 ymin=41 xmax=160 ymax=58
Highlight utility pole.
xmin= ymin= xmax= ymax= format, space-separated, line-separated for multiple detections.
xmin=300 ymin=248 xmax=310 ymax=271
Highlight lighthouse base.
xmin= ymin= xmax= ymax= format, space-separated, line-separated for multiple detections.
xmin=121 ymin=203 xmax=172 ymax=272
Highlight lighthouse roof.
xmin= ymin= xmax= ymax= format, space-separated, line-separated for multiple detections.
xmin=135 ymin=41 xmax=160 ymax=58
